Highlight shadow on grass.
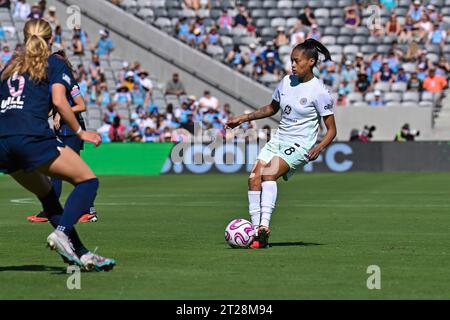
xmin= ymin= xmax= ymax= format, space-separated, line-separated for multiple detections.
xmin=0 ymin=265 xmax=65 ymax=273
xmin=270 ymin=242 xmax=324 ymax=247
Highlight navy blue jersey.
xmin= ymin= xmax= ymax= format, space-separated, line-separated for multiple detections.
xmin=0 ymin=54 xmax=71 ymax=138
xmin=50 ymin=54 xmax=86 ymax=137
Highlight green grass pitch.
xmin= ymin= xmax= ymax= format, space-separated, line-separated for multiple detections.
xmin=0 ymin=173 xmax=449 ymax=299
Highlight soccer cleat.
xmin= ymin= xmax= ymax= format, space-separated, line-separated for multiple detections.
xmin=248 ymin=240 xmax=261 ymax=249
xmin=47 ymin=230 xmax=82 ymax=267
xmin=27 ymin=211 xmax=99 ymax=223
xmin=27 ymin=211 xmax=49 ymax=223
xmin=80 ymin=252 xmax=116 ymax=272
xmin=258 ymin=226 xmax=271 ymax=249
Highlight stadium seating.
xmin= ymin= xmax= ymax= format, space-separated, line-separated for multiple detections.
xmin=110 ymin=0 xmax=449 ymax=113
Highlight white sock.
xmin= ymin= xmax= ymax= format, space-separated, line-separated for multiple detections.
xmin=248 ymin=191 xmax=261 ymax=230
xmin=261 ymin=181 xmax=278 ymax=228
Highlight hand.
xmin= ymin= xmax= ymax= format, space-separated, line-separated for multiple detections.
xmin=53 ymin=113 xmax=61 ymax=131
xmin=225 ymin=115 xmax=247 ymax=129
xmin=306 ymin=146 xmax=322 ymax=162
xmin=78 ymin=130 xmax=102 ymax=147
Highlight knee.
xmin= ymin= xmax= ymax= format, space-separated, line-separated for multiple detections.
xmin=248 ymin=172 xmax=262 ymax=190
xmin=262 ymin=174 xmax=277 ymax=182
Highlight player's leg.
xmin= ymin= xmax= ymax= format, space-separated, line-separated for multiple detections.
xmin=37 ymin=146 xmax=115 ymax=271
xmin=248 ymin=160 xmax=266 ymax=231
xmin=10 ymin=170 xmax=89 ymax=263
xmin=257 ymin=156 xmax=291 ymax=248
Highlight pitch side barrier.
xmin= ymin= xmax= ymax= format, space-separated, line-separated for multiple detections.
xmin=162 ymin=141 xmax=450 ymax=174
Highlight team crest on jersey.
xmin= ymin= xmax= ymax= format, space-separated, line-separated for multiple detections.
xmin=63 ymin=73 xmax=71 ymax=85
xmin=300 ymin=98 xmax=308 ymax=105
xmin=71 ymin=85 xmax=80 ymax=97
xmin=284 ymin=105 xmax=292 ymax=115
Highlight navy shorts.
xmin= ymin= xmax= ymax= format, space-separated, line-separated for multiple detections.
xmin=0 ymin=135 xmax=65 ymax=174
xmin=59 ymin=135 xmax=83 ymax=154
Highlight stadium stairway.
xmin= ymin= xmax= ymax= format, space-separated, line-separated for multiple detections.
xmin=48 ymin=0 xmax=279 ymax=129
xmin=432 ymin=89 xmax=450 ymax=140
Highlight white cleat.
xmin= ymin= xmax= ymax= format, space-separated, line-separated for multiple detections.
xmin=80 ymin=252 xmax=116 ymax=272
xmin=47 ymin=230 xmax=82 ymax=267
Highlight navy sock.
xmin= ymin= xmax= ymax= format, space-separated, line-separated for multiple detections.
xmin=51 ymin=177 xmax=63 ymax=199
xmin=39 ymin=188 xmax=88 ymax=256
xmin=58 ymin=178 xmax=99 ymax=235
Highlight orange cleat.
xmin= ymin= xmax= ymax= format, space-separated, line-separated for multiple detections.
xmin=248 ymin=240 xmax=261 ymax=249
xmin=27 ymin=211 xmax=98 ymax=223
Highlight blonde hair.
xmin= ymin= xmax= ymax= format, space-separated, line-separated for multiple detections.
xmin=2 ymin=19 xmax=52 ymax=82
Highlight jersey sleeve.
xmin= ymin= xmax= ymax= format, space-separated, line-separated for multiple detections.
xmin=272 ymin=78 xmax=284 ymax=102
xmin=315 ymin=89 xmax=334 ymax=117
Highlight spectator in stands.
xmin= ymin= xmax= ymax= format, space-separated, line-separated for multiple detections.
xmin=96 ymin=29 xmax=114 ymax=57
xmin=396 ymin=67 xmax=409 ymax=83
xmin=375 ymin=61 xmax=395 ymax=83
xmin=234 ymin=4 xmax=250 ymax=28
xmin=109 ymin=116 xmax=126 ymax=142
xmin=265 ymin=52 xmax=281 ymax=78
xmin=437 ymin=56 xmax=450 ymax=75
xmin=220 ymin=103 xmax=233 ymax=123
xmin=97 ymin=83 xmax=111 ymax=108
xmin=355 ymin=72 xmax=371 ymax=94
xmin=427 ymin=23 xmax=447 ymax=49
xmin=369 ymin=91 xmax=385 ymax=106
xmin=390 ymin=40 xmax=405 ymax=60
xmin=336 ymin=93 xmax=347 ymax=107
xmin=73 ymin=25 xmax=90 ymax=52
xmin=289 ymin=20 xmax=306 ymax=47
xmin=53 ymin=25 xmax=64 ymax=50
xmin=399 ymin=16 xmax=416 ymax=43
xmin=131 ymin=82 xmax=145 ymax=106
xmin=187 ymin=27 xmax=204 ymax=49
xmin=72 ymin=33 xmax=84 ymax=55
xmin=380 ymin=0 xmax=397 ymax=11
xmin=13 ymin=0 xmax=31 ymax=20
xmin=226 ymin=44 xmax=245 ymax=71
xmin=138 ymin=70 xmax=153 ymax=95
xmin=274 ymin=27 xmax=289 ymax=47
xmin=97 ymin=122 xmax=112 ymax=143
xmin=1 ymin=44 xmax=11 ymax=65
xmin=127 ymin=125 xmax=143 ymax=142
xmin=199 ymin=90 xmax=219 ymax=110
xmin=338 ymin=79 xmax=351 ymax=97
xmin=27 ymin=3 xmax=42 ymax=20
xmin=418 ymin=13 xmax=433 ymax=41
xmin=341 ymin=60 xmax=358 ymax=86
xmin=252 ymin=56 xmax=266 ymax=80
xmin=307 ymin=24 xmax=321 ymax=41
xmin=386 ymin=50 xmax=400 ymax=73
xmin=247 ymin=43 xmax=258 ymax=65
xmin=344 ymin=5 xmax=361 ymax=29
xmin=176 ymin=17 xmax=190 ymax=43
xmin=369 ymin=53 xmax=383 ymax=75
xmin=165 ymin=73 xmax=186 ymax=97
xmin=44 ymin=5 xmax=59 ymax=28
xmin=183 ymin=0 xmax=210 ymax=11
xmin=104 ymin=103 xmax=118 ymax=124
xmin=422 ymin=68 xmax=448 ymax=93
xmin=408 ymin=0 xmax=424 ymax=23
xmin=206 ymin=26 xmax=221 ymax=46
xmin=0 ymin=0 xmax=11 ymax=9
xmin=298 ymin=5 xmax=316 ymax=27
xmin=417 ymin=50 xmax=432 ymax=71
xmin=218 ymin=9 xmax=232 ymax=31
xmin=386 ymin=14 xmax=402 ymax=36
xmin=354 ymin=52 xmax=367 ymax=74
xmin=114 ymin=84 xmax=132 ymax=106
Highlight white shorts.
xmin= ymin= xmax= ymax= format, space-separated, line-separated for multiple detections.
xmin=257 ymin=137 xmax=309 ymax=181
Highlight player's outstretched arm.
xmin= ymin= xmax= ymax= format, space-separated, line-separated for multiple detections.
xmin=307 ymin=114 xmax=337 ymax=161
xmin=52 ymin=83 xmax=101 ymax=147
xmin=225 ymin=100 xmax=280 ymax=129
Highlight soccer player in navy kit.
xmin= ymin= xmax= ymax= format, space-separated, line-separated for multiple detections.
xmin=0 ymin=19 xmax=115 ymax=271
xmin=26 ymin=50 xmax=98 ymax=223
xmin=226 ymin=39 xmax=337 ymax=249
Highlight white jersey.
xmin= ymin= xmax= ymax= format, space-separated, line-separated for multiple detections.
xmin=272 ymin=75 xmax=334 ymax=150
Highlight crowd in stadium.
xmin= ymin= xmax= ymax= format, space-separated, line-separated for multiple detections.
xmin=2 ymin=0 xmax=450 ymax=143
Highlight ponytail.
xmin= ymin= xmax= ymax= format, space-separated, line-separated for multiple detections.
xmin=1 ymin=19 xmax=52 ymax=82
xmin=293 ymin=38 xmax=332 ymax=69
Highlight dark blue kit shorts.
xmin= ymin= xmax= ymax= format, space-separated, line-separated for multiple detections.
xmin=60 ymin=134 xmax=83 ymax=154
xmin=0 ymin=135 xmax=65 ymax=174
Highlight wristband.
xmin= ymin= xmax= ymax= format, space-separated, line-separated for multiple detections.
xmin=76 ymin=127 xmax=82 ymax=134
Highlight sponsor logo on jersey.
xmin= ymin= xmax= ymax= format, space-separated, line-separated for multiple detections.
xmin=300 ymin=98 xmax=308 ymax=105
xmin=71 ymin=85 xmax=80 ymax=98
xmin=1 ymin=96 xmax=25 ymax=113
xmin=324 ymin=102 xmax=334 ymax=111
xmin=63 ymin=73 xmax=71 ymax=85
xmin=284 ymin=105 xmax=292 ymax=115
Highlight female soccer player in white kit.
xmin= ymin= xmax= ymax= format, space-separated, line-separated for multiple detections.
xmin=226 ymin=39 xmax=337 ymax=249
